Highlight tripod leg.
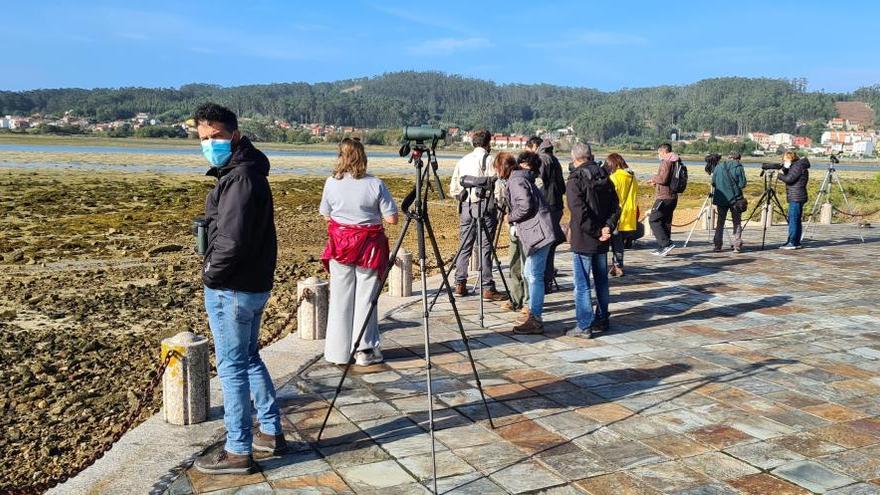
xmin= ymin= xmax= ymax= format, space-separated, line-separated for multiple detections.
xmin=479 ymin=216 xmax=511 ymax=297
xmin=804 ymin=171 xmax=831 ymax=240
xmin=424 ymin=215 xmax=496 ymax=429
xmin=834 ymin=173 xmax=866 ymax=243
xmin=428 ymin=219 xmax=474 ymax=311
xmin=414 ymin=214 xmax=439 ymax=495
xmin=317 ymin=215 xmax=413 ymax=441
xmin=684 ymin=194 xmax=711 ymax=248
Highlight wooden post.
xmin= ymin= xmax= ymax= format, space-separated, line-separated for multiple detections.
xmin=298 ymin=277 xmax=328 ymax=340
xmin=820 ymin=203 xmax=833 ymax=225
xmin=389 ymin=250 xmax=413 ymax=297
xmin=162 ymin=332 xmax=210 ymax=425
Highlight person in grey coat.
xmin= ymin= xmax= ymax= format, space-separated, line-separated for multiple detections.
xmin=496 ymin=151 xmax=556 ymax=335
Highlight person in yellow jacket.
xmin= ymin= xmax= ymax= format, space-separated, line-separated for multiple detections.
xmin=606 ymin=153 xmax=642 ymax=277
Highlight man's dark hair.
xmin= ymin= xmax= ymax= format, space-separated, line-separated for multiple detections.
xmin=728 ymin=151 xmax=742 ymax=160
xmin=517 ymin=151 xmax=541 ymax=175
xmin=472 ymin=129 xmax=492 ymax=149
xmin=526 ymin=136 xmax=543 ymax=149
xmin=658 ymin=143 xmax=673 ymax=153
xmin=193 ymin=103 xmax=238 ymax=133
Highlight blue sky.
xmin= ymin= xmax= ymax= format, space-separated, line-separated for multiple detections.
xmin=6 ymin=0 xmax=880 ymax=92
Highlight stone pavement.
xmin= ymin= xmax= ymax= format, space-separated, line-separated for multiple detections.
xmin=169 ymin=225 xmax=880 ymax=494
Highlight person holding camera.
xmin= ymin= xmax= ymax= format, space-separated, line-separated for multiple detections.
xmin=777 ymin=151 xmax=810 ymax=250
xmin=193 ymin=103 xmax=285 ymax=475
xmin=526 ymin=137 xmax=567 ymax=293
xmin=566 ymin=143 xmax=620 ymax=337
xmin=496 ymin=151 xmax=555 ymax=334
xmin=711 ymin=151 xmax=747 ymax=252
xmin=606 ymin=153 xmax=641 ymax=277
xmin=449 ymin=129 xmax=507 ymax=301
xmin=320 ymin=138 xmax=398 ymax=366
xmin=647 ymin=143 xmax=680 ymax=256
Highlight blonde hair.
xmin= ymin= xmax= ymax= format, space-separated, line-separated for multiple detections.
xmin=334 ymin=138 xmax=368 ymax=179
xmin=783 ymin=151 xmax=799 ymax=162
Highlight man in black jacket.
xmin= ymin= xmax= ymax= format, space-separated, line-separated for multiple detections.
xmin=565 ymin=143 xmax=620 ymax=338
xmin=192 ymin=103 xmax=286 ymax=475
xmin=777 ymin=153 xmax=810 ymax=249
xmin=526 ymin=137 xmax=566 ymax=293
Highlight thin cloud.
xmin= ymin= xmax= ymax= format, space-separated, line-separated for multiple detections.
xmin=526 ymin=31 xmax=649 ymax=49
xmin=407 ymin=37 xmax=492 ymax=55
xmin=367 ymin=3 xmax=472 ymax=35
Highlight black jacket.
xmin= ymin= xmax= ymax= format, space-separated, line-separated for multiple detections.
xmin=778 ymin=157 xmax=810 ymax=203
xmin=203 ymin=137 xmax=277 ymax=292
xmin=566 ymin=161 xmax=620 ymax=255
xmin=537 ymin=139 xmax=566 ymax=212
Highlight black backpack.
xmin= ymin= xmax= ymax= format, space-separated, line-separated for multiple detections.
xmin=669 ymin=159 xmax=688 ymax=194
xmin=578 ymin=162 xmax=614 ymax=216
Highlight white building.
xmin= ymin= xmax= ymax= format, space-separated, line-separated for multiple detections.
xmin=0 ymin=115 xmax=11 ymax=129
xmin=852 ymin=140 xmax=875 ymax=157
xmin=770 ymin=133 xmax=794 ymax=147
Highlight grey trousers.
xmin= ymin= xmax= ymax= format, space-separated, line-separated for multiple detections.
xmin=454 ymin=202 xmax=497 ymax=288
xmin=715 ymin=205 xmax=743 ymax=249
xmin=324 ymin=259 xmax=380 ymax=364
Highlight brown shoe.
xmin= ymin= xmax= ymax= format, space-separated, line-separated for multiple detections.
xmin=194 ymin=448 xmax=255 ymax=475
xmin=513 ymin=315 xmax=544 ymax=335
xmin=454 ymin=282 xmax=470 ymax=296
xmin=482 ymin=288 xmax=508 ymax=302
xmin=515 ymin=309 xmax=531 ymax=324
xmin=501 ymin=301 xmax=516 ymax=311
xmin=253 ymin=428 xmax=288 ymax=455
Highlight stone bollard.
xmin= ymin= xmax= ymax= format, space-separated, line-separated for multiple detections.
xmin=298 ymin=277 xmax=328 ymax=340
xmin=820 ymin=202 xmax=833 ymax=224
xmin=162 ymin=332 xmax=210 ymax=425
xmin=389 ymin=250 xmax=413 ymax=297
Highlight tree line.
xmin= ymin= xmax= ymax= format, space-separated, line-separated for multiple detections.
xmin=0 ymin=72 xmax=872 ymax=144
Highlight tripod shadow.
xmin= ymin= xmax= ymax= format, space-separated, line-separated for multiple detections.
xmin=439 ymin=357 xmax=796 ymax=494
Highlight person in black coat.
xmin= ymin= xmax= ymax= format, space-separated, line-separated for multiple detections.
xmin=777 ymin=151 xmax=810 ymax=249
xmin=192 ymin=103 xmax=286 ymax=475
xmin=566 ymin=143 xmax=620 ymax=338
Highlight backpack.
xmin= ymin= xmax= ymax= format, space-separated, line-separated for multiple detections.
xmin=669 ymin=159 xmax=688 ymax=194
xmin=578 ymin=162 xmax=613 ymax=217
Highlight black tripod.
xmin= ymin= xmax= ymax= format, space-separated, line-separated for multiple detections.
xmin=316 ymin=139 xmax=495 ymax=495
xmin=428 ymin=184 xmax=510 ymax=328
xmin=742 ymin=169 xmax=788 ymax=250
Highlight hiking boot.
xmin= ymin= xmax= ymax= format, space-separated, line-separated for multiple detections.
xmin=194 ymin=449 xmax=255 ymax=475
xmin=712 ymin=245 xmax=723 ymax=253
xmin=501 ymin=301 xmax=518 ymax=312
xmin=592 ymin=317 xmax=610 ymax=333
xmin=252 ymin=429 xmax=288 ymax=455
xmin=482 ymin=288 xmax=508 ymax=302
xmin=565 ymin=327 xmax=592 ymax=339
xmin=733 ymin=244 xmax=742 ymax=253
xmin=779 ymin=243 xmax=797 ymax=250
xmin=454 ymin=282 xmax=470 ymax=296
xmin=513 ymin=316 xmax=544 ymax=335
xmin=355 ymin=348 xmax=383 ymax=366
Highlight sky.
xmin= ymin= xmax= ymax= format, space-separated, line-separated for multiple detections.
xmin=5 ymin=0 xmax=880 ymax=93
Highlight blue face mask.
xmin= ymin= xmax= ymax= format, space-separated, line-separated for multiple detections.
xmin=201 ymin=139 xmax=233 ymax=167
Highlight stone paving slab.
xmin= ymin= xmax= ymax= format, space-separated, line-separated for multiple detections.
xmin=166 ymin=225 xmax=880 ymax=494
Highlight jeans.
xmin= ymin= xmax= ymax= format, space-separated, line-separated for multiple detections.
xmin=455 ymin=202 xmax=497 ymax=289
xmin=714 ymin=205 xmax=743 ymax=249
xmin=572 ymin=253 xmax=610 ymax=330
xmin=544 ymin=208 xmax=564 ymax=287
xmin=325 ymin=260 xmax=380 ymax=364
xmin=523 ymin=244 xmax=551 ymax=319
xmin=649 ymin=198 xmax=678 ymax=248
xmin=205 ymin=287 xmax=281 ymax=455
xmin=508 ymin=232 xmax=528 ymax=310
xmin=787 ymin=201 xmax=804 ymax=246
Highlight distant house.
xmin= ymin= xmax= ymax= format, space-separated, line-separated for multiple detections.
xmin=448 ymin=127 xmax=460 ymax=137
xmin=491 ymin=135 xmax=527 ymax=150
xmin=0 ymin=115 xmax=11 ymax=129
xmin=793 ymin=136 xmax=813 ymax=148
xmin=697 ymin=131 xmax=712 ymax=141
xmin=9 ymin=117 xmax=30 ymax=129
xmin=747 ymin=132 xmax=772 ymax=150
xmin=770 ymin=133 xmax=794 ymax=147
xmin=828 ymin=118 xmax=846 ymax=130
xmin=852 ymin=140 xmax=875 ymax=156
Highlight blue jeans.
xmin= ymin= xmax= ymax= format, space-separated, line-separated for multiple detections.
xmin=205 ymin=287 xmax=281 ymax=455
xmin=523 ymin=244 xmax=551 ymax=318
xmin=572 ymin=253 xmax=610 ymax=330
xmin=787 ymin=201 xmax=804 ymax=246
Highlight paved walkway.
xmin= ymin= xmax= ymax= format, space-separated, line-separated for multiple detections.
xmin=169 ymin=225 xmax=880 ymax=494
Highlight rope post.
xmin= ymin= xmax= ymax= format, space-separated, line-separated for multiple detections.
xmin=760 ymin=207 xmax=771 ymax=228
xmin=820 ymin=203 xmax=833 ymax=224
xmin=161 ymin=332 xmax=210 ymax=425
xmin=298 ymin=277 xmax=328 ymax=340
xmin=642 ymin=209 xmax=652 ymax=235
xmin=702 ymin=206 xmax=714 ymax=230
xmin=389 ymin=249 xmax=413 ymax=297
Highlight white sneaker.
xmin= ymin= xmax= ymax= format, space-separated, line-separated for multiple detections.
xmin=355 ymin=348 xmax=383 ymax=366
xmin=657 ymin=244 xmax=676 ymax=257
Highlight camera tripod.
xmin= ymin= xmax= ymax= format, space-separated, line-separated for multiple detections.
xmin=742 ymin=170 xmax=788 ymax=250
xmin=429 ymin=188 xmax=510 ymax=328
xmin=683 ymin=187 xmax=733 ymax=249
xmin=803 ymin=160 xmax=865 ymax=243
xmin=316 ymin=139 xmax=495 ymax=495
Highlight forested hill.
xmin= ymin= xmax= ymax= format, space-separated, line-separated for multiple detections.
xmin=1 ymin=71 xmax=877 ymax=143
